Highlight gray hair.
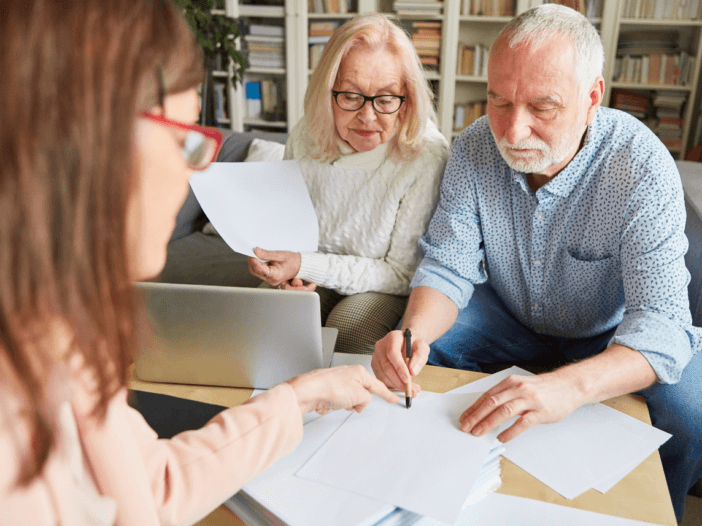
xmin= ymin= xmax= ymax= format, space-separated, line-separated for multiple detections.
xmin=497 ymin=4 xmax=604 ymax=93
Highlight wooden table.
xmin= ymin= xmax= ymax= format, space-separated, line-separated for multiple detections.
xmin=130 ymin=363 xmax=677 ymax=526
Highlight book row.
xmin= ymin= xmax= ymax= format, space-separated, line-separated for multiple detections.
xmin=613 ymin=52 xmax=696 ymax=86
xmin=460 ymin=0 xmax=514 ymax=16
xmin=245 ymin=79 xmax=286 ymax=122
xmin=620 ymin=0 xmax=700 ymax=19
xmin=457 ymin=43 xmax=490 ymax=77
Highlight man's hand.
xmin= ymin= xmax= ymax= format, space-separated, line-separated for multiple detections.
xmin=248 ymin=247 xmax=301 ymax=287
xmin=371 ymin=330 xmax=424 ymax=396
xmin=459 ymin=372 xmax=586 ymax=442
xmin=459 ymin=344 xmax=658 ymax=443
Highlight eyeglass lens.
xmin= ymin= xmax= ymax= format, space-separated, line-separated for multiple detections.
xmin=182 ymin=131 xmax=217 ymax=170
xmin=335 ymin=92 xmax=403 ymax=114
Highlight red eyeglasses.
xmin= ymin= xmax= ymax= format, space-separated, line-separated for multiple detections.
xmin=141 ymin=112 xmax=224 ymax=171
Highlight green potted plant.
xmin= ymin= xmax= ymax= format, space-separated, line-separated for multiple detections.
xmin=175 ymin=0 xmax=247 ymax=125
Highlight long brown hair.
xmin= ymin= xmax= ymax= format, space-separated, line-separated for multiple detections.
xmin=0 ymin=0 xmax=204 ymax=484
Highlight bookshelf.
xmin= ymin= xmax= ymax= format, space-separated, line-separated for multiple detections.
xmin=217 ymin=0 xmax=702 ymax=159
xmin=602 ymin=1 xmax=702 ymax=159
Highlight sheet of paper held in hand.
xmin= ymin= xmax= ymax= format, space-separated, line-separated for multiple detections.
xmin=189 ymin=161 xmax=318 ymax=258
xmin=296 ymin=391 xmax=500 ymax=525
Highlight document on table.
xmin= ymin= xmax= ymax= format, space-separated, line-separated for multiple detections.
xmin=232 ymin=410 xmax=396 ymax=526
xmin=446 ymin=366 xmax=671 ymax=499
xmin=296 ymin=391 xmax=500 ymax=525
xmin=189 ymin=161 xmax=318 ymax=258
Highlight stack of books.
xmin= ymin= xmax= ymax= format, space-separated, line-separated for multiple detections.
xmin=454 ymin=100 xmax=487 ymax=131
xmin=308 ymin=21 xmax=338 ymax=70
xmin=456 ymin=43 xmax=489 ymax=77
xmin=620 ymin=0 xmax=700 ymax=19
xmin=308 ymin=0 xmax=353 ymax=14
xmin=653 ymin=91 xmax=687 ymax=150
xmin=460 ymin=0 xmax=514 ymax=16
xmin=244 ymin=24 xmax=285 ymax=69
xmin=408 ymin=21 xmax=442 ymax=69
xmin=610 ymin=88 xmax=650 ymax=119
xmin=393 ymin=0 xmax=443 ymax=17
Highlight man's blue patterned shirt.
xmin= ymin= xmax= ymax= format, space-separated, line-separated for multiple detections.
xmin=412 ymin=107 xmax=702 ymax=383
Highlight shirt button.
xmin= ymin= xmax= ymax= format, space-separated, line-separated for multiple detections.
xmin=535 ymin=260 xmax=541 ymax=266
xmin=537 ymin=214 xmax=543 ymax=220
xmin=534 ymin=303 xmax=539 ymax=308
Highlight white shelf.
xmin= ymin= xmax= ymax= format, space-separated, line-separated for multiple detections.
xmin=243 ymin=118 xmax=288 ymax=128
xmin=245 ymin=67 xmax=287 ymax=75
xmin=308 ymin=13 xmax=357 ymax=19
xmin=619 ymin=18 xmax=702 ymax=26
xmin=610 ymin=82 xmax=693 ymax=91
xmin=456 ymin=75 xmax=488 ymax=82
xmin=459 ymin=15 xmax=513 ymax=22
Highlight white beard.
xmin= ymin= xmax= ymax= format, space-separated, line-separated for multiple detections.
xmin=491 ymin=125 xmax=583 ymax=174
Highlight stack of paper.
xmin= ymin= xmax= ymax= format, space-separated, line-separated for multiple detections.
xmin=226 ymin=390 xmax=504 ymax=526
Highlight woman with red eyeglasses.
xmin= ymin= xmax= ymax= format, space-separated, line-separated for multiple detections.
xmin=0 ymin=1 xmax=397 ymax=525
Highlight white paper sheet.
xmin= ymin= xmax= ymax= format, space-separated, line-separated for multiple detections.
xmin=587 ymin=403 xmax=671 ymax=493
xmin=448 ymin=366 xmax=531 ymax=395
xmin=190 ymin=161 xmax=318 ymax=258
xmin=296 ymin=391 xmax=500 ymax=525
xmin=236 ymin=410 xmax=396 ymax=526
xmin=449 ymin=367 xmax=670 ymax=498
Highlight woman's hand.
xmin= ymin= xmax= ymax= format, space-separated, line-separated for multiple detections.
xmin=247 ymin=247 xmax=302 ymax=287
xmin=286 ymin=365 xmax=399 ymax=415
xmin=281 ymin=278 xmax=317 ymax=291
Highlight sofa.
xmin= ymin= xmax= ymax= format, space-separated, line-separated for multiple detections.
xmin=159 ymin=130 xmax=702 ymax=498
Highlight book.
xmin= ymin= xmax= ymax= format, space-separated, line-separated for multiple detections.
xmin=249 ymin=23 xmax=284 ymax=37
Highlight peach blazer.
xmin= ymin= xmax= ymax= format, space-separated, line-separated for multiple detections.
xmin=1 ymin=381 xmax=303 ymax=526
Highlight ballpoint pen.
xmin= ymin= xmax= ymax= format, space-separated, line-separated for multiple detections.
xmin=405 ymin=328 xmax=412 ymax=409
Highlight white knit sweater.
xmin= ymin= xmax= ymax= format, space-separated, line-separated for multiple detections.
xmin=287 ymin=118 xmax=449 ymax=296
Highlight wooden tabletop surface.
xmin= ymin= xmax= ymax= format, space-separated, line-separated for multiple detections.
xmin=130 ymin=363 xmax=676 ymax=526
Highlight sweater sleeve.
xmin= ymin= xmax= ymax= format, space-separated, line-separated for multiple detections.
xmin=296 ymin=139 xmax=449 ymax=296
xmin=126 ymin=384 xmax=303 ymax=526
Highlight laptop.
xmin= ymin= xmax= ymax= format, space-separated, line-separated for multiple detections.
xmin=133 ymin=282 xmax=337 ymax=389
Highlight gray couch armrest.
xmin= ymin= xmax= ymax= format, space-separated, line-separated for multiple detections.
xmin=678 ymin=161 xmax=702 ymax=327
xmin=169 ymin=129 xmax=288 ymax=242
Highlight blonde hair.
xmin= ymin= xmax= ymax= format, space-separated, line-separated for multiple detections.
xmin=304 ymin=14 xmax=435 ymax=163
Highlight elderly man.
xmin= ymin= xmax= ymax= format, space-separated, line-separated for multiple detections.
xmin=372 ymin=4 xmax=702 ymax=521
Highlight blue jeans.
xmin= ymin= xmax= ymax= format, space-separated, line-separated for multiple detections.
xmin=428 ymin=283 xmax=702 ymax=522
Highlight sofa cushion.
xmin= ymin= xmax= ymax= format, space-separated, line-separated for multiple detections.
xmin=243 ymin=138 xmax=286 ymax=162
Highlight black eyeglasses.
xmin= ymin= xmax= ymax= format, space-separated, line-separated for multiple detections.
xmin=332 ymin=91 xmax=406 ymax=114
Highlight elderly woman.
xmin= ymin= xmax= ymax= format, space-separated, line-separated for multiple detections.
xmin=248 ymin=14 xmax=450 ymax=354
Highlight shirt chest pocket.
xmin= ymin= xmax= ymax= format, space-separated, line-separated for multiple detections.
xmin=558 ymin=250 xmax=623 ymax=326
